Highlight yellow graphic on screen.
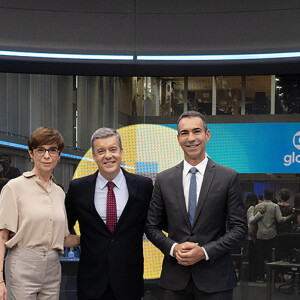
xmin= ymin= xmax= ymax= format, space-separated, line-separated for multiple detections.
xmin=73 ymin=124 xmax=183 ymax=279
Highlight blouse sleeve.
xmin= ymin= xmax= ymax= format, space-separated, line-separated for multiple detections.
xmin=0 ymin=184 xmax=19 ymax=233
xmin=248 ymin=206 xmax=263 ymax=225
xmin=63 ymin=205 xmax=70 ymax=237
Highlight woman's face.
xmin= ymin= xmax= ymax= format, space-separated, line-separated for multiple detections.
xmin=28 ymin=144 xmax=61 ymax=174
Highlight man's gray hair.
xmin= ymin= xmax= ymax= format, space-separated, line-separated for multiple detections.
xmin=91 ymin=127 xmax=122 ymax=153
xmin=177 ymin=111 xmax=208 ymax=132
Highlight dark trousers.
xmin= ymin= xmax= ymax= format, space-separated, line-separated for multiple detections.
xmin=81 ymin=282 xmax=141 ymax=300
xmin=163 ymin=278 xmax=233 ymax=300
xmin=98 ymin=283 xmax=116 ymax=300
xmin=248 ymin=240 xmax=259 ymax=281
xmin=256 ymin=238 xmax=275 ymax=280
xmin=79 ymin=282 xmax=117 ymax=300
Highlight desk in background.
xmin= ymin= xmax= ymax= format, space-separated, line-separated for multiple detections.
xmin=265 ymin=260 xmax=300 ymax=300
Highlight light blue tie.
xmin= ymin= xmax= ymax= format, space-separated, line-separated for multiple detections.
xmin=188 ymin=167 xmax=198 ymax=226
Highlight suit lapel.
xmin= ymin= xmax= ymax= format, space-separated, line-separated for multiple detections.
xmin=86 ymin=171 xmax=111 ymax=232
xmin=174 ymin=162 xmax=191 ymax=228
xmin=193 ymin=158 xmax=216 ymax=226
xmin=86 ymin=171 xmax=98 ymax=211
xmin=114 ymin=168 xmax=137 ymax=231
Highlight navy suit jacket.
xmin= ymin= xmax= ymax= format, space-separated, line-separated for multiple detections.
xmin=65 ymin=169 xmax=153 ymax=299
xmin=145 ymin=158 xmax=247 ymax=293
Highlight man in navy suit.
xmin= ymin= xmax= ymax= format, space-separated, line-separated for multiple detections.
xmin=65 ymin=127 xmax=153 ymax=300
xmin=146 ymin=111 xmax=247 ymax=300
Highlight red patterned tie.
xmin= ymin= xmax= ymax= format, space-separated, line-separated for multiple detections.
xmin=106 ymin=181 xmax=117 ymax=232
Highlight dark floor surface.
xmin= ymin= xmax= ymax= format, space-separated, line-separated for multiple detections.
xmin=59 ymin=260 xmax=300 ymax=300
xmin=60 ymin=277 xmax=300 ymax=300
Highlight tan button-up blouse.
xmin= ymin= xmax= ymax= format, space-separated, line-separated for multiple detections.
xmin=0 ymin=172 xmax=69 ymax=252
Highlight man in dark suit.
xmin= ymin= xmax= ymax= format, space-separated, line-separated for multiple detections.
xmin=146 ymin=111 xmax=247 ymax=300
xmin=65 ymin=127 xmax=153 ymax=300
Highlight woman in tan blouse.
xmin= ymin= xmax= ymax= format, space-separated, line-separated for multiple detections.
xmin=0 ymin=127 xmax=80 ymax=300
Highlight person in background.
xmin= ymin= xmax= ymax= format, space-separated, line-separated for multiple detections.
xmin=258 ymin=195 xmax=263 ymax=203
xmin=292 ymin=193 xmax=300 ymax=233
xmin=245 ymin=193 xmax=266 ymax=281
xmin=0 ymin=179 xmax=9 ymax=193
xmin=277 ymin=188 xmax=293 ymax=233
xmin=0 ymin=127 xmax=80 ymax=300
xmin=252 ymin=188 xmax=293 ymax=281
xmin=0 ymin=154 xmax=21 ymax=180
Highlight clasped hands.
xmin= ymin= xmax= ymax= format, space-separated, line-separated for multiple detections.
xmin=173 ymin=242 xmax=205 ymax=266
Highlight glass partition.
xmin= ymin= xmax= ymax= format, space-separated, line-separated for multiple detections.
xmin=216 ymin=76 xmax=242 ymax=115
xmin=246 ymin=75 xmax=271 ymax=114
xmin=275 ymin=75 xmax=300 ymax=114
xmin=188 ymin=77 xmax=213 ymax=115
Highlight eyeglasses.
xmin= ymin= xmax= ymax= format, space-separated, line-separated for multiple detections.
xmin=34 ymin=147 xmax=60 ymax=156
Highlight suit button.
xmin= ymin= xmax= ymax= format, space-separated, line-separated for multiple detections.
xmin=111 ymin=238 xmax=114 ymax=242
xmin=190 ymin=234 xmax=194 ymax=237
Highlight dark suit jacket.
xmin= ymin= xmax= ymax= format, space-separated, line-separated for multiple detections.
xmin=65 ymin=169 xmax=153 ymax=300
xmin=145 ymin=158 xmax=247 ymax=293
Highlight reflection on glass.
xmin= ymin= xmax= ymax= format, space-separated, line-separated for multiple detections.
xmin=216 ymin=76 xmax=241 ymax=115
xmin=160 ymin=77 xmax=184 ymax=116
xmin=275 ymin=75 xmax=300 ymax=114
xmin=246 ymin=76 xmax=271 ymax=114
xmin=130 ymin=77 xmax=184 ymax=117
xmin=188 ymin=77 xmax=212 ymax=115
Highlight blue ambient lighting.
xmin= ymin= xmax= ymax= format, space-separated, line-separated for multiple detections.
xmin=0 ymin=140 xmax=136 ymax=169
xmin=0 ymin=141 xmax=28 ymax=150
xmin=0 ymin=50 xmax=133 ymax=60
xmin=0 ymin=141 xmax=83 ymax=160
xmin=137 ymin=52 xmax=300 ymax=61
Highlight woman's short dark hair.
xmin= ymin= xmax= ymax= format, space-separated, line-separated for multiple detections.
xmin=279 ymin=188 xmax=291 ymax=202
xmin=245 ymin=193 xmax=259 ymax=210
xmin=28 ymin=127 xmax=64 ymax=151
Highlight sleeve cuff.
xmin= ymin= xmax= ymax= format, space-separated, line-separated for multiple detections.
xmin=170 ymin=243 xmax=178 ymax=257
xmin=202 ymin=246 xmax=209 ymax=260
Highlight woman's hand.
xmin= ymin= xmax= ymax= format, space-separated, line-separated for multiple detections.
xmin=0 ymin=281 xmax=7 ymax=300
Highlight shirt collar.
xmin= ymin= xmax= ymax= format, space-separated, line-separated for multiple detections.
xmin=183 ymin=155 xmax=208 ymax=177
xmin=23 ymin=171 xmax=55 ymax=181
xmin=96 ymin=169 xmax=124 ymax=190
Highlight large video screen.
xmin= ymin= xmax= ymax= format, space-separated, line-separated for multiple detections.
xmin=73 ymin=123 xmax=300 ymax=279
xmin=165 ymin=123 xmax=300 ymax=173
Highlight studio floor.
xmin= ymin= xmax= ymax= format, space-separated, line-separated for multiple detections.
xmin=60 ymin=261 xmax=300 ymax=300
xmin=60 ymin=277 xmax=300 ymax=300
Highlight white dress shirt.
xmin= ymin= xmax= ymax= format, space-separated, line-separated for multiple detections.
xmin=94 ymin=169 xmax=129 ymax=224
xmin=182 ymin=157 xmax=208 ymax=210
xmin=170 ymin=156 xmax=209 ymax=260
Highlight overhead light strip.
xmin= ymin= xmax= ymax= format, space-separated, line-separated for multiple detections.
xmin=137 ymin=52 xmax=300 ymax=61
xmin=0 ymin=50 xmax=133 ymax=60
xmin=1 ymin=50 xmax=300 ymax=62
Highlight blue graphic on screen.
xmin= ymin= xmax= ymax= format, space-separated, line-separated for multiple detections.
xmin=136 ymin=162 xmax=158 ymax=174
xmin=161 ymin=123 xmax=300 ymax=174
